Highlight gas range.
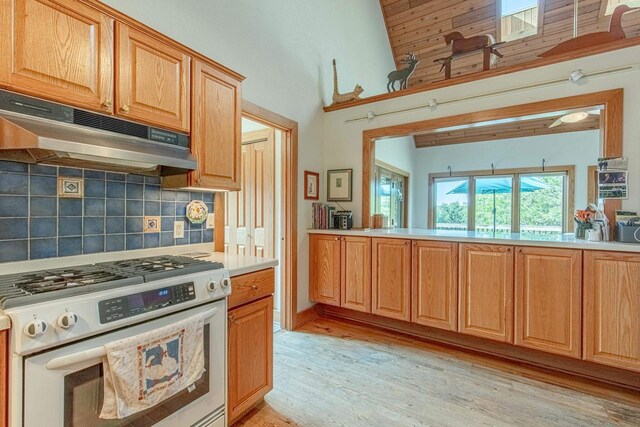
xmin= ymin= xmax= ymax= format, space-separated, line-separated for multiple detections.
xmin=2 ymin=254 xmax=231 ymax=356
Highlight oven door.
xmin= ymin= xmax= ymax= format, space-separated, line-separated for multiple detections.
xmin=23 ymin=300 xmax=226 ymax=427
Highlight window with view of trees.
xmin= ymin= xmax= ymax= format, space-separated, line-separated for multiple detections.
xmin=430 ymin=167 xmax=572 ymax=235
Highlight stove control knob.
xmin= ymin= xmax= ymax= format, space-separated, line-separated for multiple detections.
xmin=57 ymin=312 xmax=78 ymax=329
xmin=206 ymin=280 xmax=219 ymax=292
xmin=221 ymin=277 xmax=231 ymax=290
xmin=24 ymin=319 xmax=48 ymax=338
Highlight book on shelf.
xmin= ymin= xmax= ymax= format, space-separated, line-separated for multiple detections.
xmin=311 ymin=202 xmax=335 ymax=229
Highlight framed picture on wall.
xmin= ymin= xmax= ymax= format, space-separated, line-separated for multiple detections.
xmin=304 ymin=171 xmax=320 ymax=200
xmin=327 ymin=169 xmax=352 ymax=201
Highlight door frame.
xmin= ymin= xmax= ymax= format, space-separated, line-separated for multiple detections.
xmin=215 ymin=100 xmax=298 ymax=331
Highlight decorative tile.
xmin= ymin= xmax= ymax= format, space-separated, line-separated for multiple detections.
xmin=83 ymin=235 xmax=105 ymax=254
xmin=29 ymin=164 xmax=57 ymax=176
xmin=84 ymin=198 xmax=105 ymax=216
xmin=126 ymin=234 xmax=143 ymax=250
xmin=0 ymin=218 xmax=28 ymax=239
xmin=0 ymin=240 xmax=28 ymax=262
xmin=31 ymin=175 xmax=57 ymax=196
xmin=59 ymin=198 xmax=82 ymax=216
xmin=143 ymin=233 xmax=159 ymax=248
xmin=106 ymin=217 xmax=125 ymax=234
xmin=58 ymin=237 xmax=82 ymax=257
xmin=31 ymin=197 xmax=57 ymax=217
xmin=84 ymin=180 xmax=105 ymax=197
xmin=30 ymin=217 xmax=57 ymax=238
xmin=83 ymin=217 xmax=104 ymax=235
xmin=0 ymin=196 xmax=28 ymax=217
xmin=106 ymin=234 xmax=125 ymax=252
xmin=30 ymin=238 xmax=57 ymax=259
xmin=0 ymin=173 xmax=28 ymax=195
xmin=57 ymin=177 xmax=84 ymax=198
xmin=106 ymin=181 xmax=125 ymax=198
xmin=144 ymin=216 xmax=160 ymax=233
xmin=59 ymin=217 xmax=82 ymax=237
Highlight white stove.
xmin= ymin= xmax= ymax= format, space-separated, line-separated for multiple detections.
xmin=2 ymin=254 xmax=231 ymax=427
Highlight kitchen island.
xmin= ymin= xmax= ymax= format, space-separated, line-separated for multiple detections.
xmin=308 ymin=228 xmax=640 ymax=391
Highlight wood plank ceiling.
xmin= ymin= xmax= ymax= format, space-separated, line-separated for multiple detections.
xmin=381 ymin=0 xmax=640 ymax=87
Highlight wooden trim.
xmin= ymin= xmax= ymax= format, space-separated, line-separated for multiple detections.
xmin=78 ymin=0 xmax=244 ymax=82
xmin=294 ymin=305 xmax=322 ymax=329
xmin=0 ymin=330 xmax=7 ymax=427
xmin=321 ymin=306 xmax=640 ymax=399
xmin=587 ymin=165 xmax=599 ymax=205
xmin=214 ymin=193 xmax=225 ymax=252
xmin=323 ymin=39 xmax=638 ymax=113
xmin=362 ymin=89 xmax=623 ymax=230
xmin=374 ymin=160 xmax=409 ymax=177
xmin=241 ymin=100 xmax=299 ymax=332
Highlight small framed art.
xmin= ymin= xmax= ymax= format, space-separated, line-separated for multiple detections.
xmin=327 ymin=169 xmax=352 ymax=202
xmin=304 ymin=171 xmax=320 ymax=200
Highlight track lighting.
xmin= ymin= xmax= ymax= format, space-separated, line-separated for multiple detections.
xmin=367 ymin=111 xmax=376 ymax=121
xmin=568 ymin=69 xmax=585 ymax=83
xmin=427 ymin=98 xmax=438 ymax=110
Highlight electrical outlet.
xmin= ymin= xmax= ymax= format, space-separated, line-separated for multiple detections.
xmin=206 ymin=213 xmax=214 ymax=229
xmin=174 ymin=221 xmax=185 ymax=239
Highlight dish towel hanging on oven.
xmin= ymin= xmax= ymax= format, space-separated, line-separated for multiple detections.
xmin=99 ymin=312 xmax=205 ymax=419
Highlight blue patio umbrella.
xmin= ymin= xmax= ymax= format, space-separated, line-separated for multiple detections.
xmin=447 ymin=177 xmax=548 ymax=233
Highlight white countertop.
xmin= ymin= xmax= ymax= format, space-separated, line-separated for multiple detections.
xmin=308 ymin=228 xmax=640 ymax=253
xmin=0 ymin=244 xmax=278 ymax=330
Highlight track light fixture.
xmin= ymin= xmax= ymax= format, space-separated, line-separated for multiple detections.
xmin=568 ymin=69 xmax=585 ymax=83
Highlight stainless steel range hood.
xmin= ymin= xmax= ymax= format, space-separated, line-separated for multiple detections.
xmin=0 ymin=91 xmax=196 ymax=176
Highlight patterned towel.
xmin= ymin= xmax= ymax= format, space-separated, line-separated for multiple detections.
xmin=100 ymin=312 xmax=205 ymax=419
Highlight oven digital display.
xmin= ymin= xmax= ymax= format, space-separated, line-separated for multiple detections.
xmin=98 ymin=282 xmax=196 ymax=324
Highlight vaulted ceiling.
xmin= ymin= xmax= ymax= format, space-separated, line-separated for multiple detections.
xmin=380 ymin=0 xmax=640 ymax=87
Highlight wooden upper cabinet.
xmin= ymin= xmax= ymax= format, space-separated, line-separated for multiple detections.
xmin=115 ymin=23 xmax=190 ymax=132
xmin=372 ymin=238 xmax=411 ymax=321
xmin=584 ymin=251 xmax=640 ymax=372
xmin=228 ymin=296 xmax=273 ymax=424
xmin=459 ymin=244 xmax=514 ymax=343
xmin=0 ymin=0 xmax=114 ymax=112
xmin=515 ymin=247 xmax=582 ymax=358
xmin=309 ymin=234 xmax=341 ymax=306
xmin=412 ymin=241 xmax=458 ymax=331
xmin=341 ymin=236 xmax=371 ymax=313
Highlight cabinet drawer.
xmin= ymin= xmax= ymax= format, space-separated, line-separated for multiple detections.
xmin=229 ymin=268 xmax=275 ymax=309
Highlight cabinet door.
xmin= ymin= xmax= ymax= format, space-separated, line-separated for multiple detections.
xmin=372 ymin=238 xmax=411 ymax=321
xmin=1 ymin=329 xmax=7 ymax=427
xmin=228 ymin=296 xmax=273 ymax=423
xmin=515 ymin=247 xmax=581 ymax=358
xmin=341 ymin=236 xmax=371 ymax=313
xmin=412 ymin=241 xmax=458 ymax=331
xmin=116 ymin=23 xmax=190 ymax=132
xmin=459 ymin=244 xmax=514 ymax=343
xmin=190 ymin=59 xmax=242 ymax=190
xmin=584 ymin=251 xmax=640 ymax=372
xmin=309 ymin=235 xmax=341 ymax=306
xmin=0 ymin=0 xmax=114 ymax=112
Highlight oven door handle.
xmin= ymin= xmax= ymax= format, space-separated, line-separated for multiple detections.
xmin=45 ymin=306 xmax=219 ymax=370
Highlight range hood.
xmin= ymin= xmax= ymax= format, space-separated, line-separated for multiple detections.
xmin=0 ymin=90 xmax=196 ymax=176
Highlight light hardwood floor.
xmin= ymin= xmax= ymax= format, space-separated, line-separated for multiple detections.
xmin=234 ymin=318 xmax=640 ymax=427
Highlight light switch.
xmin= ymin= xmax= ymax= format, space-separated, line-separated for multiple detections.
xmin=206 ymin=213 xmax=214 ymax=229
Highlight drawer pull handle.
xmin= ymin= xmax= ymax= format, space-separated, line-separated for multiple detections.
xmin=251 ymin=285 xmax=258 ymax=290
xmin=101 ymin=99 xmax=112 ymax=109
xmin=121 ymin=104 xmax=130 ymax=113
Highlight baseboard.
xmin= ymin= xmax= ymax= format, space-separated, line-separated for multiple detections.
xmin=320 ymin=305 xmax=640 ymax=404
xmin=294 ymin=305 xmax=322 ymax=329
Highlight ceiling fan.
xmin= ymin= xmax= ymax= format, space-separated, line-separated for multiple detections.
xmin=548 ymin=109 xmax=600 ymax=128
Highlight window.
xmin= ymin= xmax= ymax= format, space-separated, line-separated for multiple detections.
xmin=604 ymin=0 xmax=640 ymax=15
xmin=430 ymin=166 xmax=573 ymax=235
xmin=499 ymin=0 xmax=543 ymax=42
xmin=374 ymin=165 xmax=407 ymax=228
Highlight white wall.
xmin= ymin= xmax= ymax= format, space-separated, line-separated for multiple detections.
xmin=101 ymin=0 xmax=395 ymax=312
xmin=324 ymin=45 xmax=640 ymax=227
xmin=374 ymin=136 xmax=416 ymax=226
xmin=410 ymin=130 xmax=600 ymax=228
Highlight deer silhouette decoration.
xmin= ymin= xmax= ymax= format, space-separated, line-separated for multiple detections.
xmin=387 ymin=53 xmax=420 ymax=92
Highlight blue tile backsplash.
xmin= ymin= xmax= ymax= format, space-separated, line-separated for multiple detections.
xmin=0 ymin=160 xmax=214 ymax=262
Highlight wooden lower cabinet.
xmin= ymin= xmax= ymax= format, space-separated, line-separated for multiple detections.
xmin=1 ymin=329 xmax=7 ymax=427
xmin=515 ymin=247 xmax=582 ymax=358
xmin=309 ymin=235 xmax=341 ymax=306
xmin=341 ymin=236 xmax=372 ymax=313
xmin=459 ymin=244 xmax=514 ymax=343
xmin=228 ymin=296 xmax=273 ymax=424
xmin=584 ymin=251 xmax=640 ymax=372
xmin=411 ymin=241 xmax=458 ymax=331
xmin=372 ymin=238 xmax=411 ymax=321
